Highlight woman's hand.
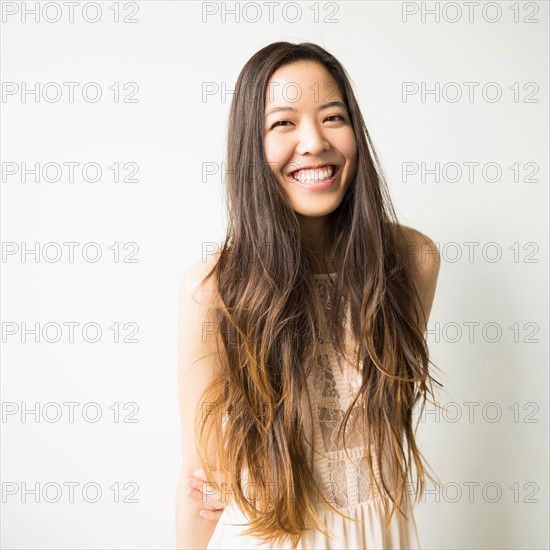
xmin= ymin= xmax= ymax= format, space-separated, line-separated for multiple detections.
xmin=185 ymin=470 xmax=226 ymax=522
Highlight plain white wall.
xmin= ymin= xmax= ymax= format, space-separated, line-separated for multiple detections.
xmin=1 ymin=1 xmax=548 ymax=548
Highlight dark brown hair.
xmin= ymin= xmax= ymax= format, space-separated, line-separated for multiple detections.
xmin=194 ymin=41 xmax=443 ymax=548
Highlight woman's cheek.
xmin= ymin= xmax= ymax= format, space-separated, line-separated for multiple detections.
xmin=264 ymin=146 xmax=278 ymax=169
xmin=265 ymin=148 xmax=290 ymax=178
xmin=342 ymin=129 xmax=358 ymax=159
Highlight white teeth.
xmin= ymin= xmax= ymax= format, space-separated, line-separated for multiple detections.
xmin=292 ymin=165 xmax=335 ymax=182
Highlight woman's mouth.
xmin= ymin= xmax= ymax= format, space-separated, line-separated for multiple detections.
xmin=286 ymin=164 xmax=341 ymax=191
xmin=290 ymin=164 xmax=338 ymax=183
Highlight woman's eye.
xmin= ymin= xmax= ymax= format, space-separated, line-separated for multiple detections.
xmin=325 ymin=115 xmax=345 ymax=122
xmin=270 ymin=120 xmax=292 ymax=129
xmin=269 ymin=115 xmax=345 ymax=130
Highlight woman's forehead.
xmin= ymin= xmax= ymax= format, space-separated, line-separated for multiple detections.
xmin=265 ymin=62 xmax=343 ymax=108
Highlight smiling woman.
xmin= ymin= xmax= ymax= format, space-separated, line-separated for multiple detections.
xmin=176 ymin=41 xmax=442 ymax=550
xmin=264 ymin=61 xmax=358 ymax=251
xmin=261 ymin=61 xmax=359 ymax=276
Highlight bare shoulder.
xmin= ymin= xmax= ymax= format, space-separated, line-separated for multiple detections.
xmin=179 ymin=248 xmax=222 ymax=309
xmin=389 ymin=222 xmax=440 ymax=329
xmin=389 ymin=222 xmax=440 ymax=283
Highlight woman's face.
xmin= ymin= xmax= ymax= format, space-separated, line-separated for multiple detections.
xmin=263 ymin=60 xmax=357 ymax=219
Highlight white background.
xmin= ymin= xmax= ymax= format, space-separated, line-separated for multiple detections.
xmin=1 ymin=1 xmax=548 ymax=548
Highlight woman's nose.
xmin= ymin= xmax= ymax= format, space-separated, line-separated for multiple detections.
xmin=295 ymin=122 xmax=329 ymax=156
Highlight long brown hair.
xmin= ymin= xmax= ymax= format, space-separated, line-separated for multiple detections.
xmin=194 ymin=41 xmax=443 ymax=548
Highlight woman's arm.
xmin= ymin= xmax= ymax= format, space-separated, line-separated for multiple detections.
xmin=410 ymin=227 xmax=440 ymax=333
xmin=395 ymin=224 xmax=441 ymax=333
xmin=185 ymin=469 xmax=225 ymax=521
xmin=176 ymin=255 xmax=224 ymax=549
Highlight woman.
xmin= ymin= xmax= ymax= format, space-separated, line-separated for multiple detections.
xmin=176 ymin=41 xmax=442 ymax=549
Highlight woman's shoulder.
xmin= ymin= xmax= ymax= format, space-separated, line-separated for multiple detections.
xmin=180 ymin=248 xmax=223 ymax=309
xmin=388 ymin=223 xmax=440 ymax=328
xmin=388 ymin=222 xmax=440 ymax=286
xmin=388 ymin=221 xmax=438 ymax=255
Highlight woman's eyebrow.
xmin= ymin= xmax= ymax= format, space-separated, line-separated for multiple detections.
xmin=264 ymin=100 xmax=347 ymax=118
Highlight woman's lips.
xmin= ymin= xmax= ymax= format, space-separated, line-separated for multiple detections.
xmin=290 ymin=164 xmax=337 ymax=182
xmin=288 ymin=165 xmax=341 ymax=191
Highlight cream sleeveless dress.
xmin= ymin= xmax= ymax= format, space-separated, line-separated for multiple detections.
xmin=206 ymin=273 xmax=421 ymax=549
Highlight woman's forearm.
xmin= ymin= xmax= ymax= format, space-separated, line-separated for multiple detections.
xmin=176 ymin=477 xmax=218 ymax=550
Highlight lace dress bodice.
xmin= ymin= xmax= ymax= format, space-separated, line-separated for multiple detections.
xmin=206 ymin=273 xmax=420 ymax=549
xmin=302 ymin=273 xmax=387 ymax=512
